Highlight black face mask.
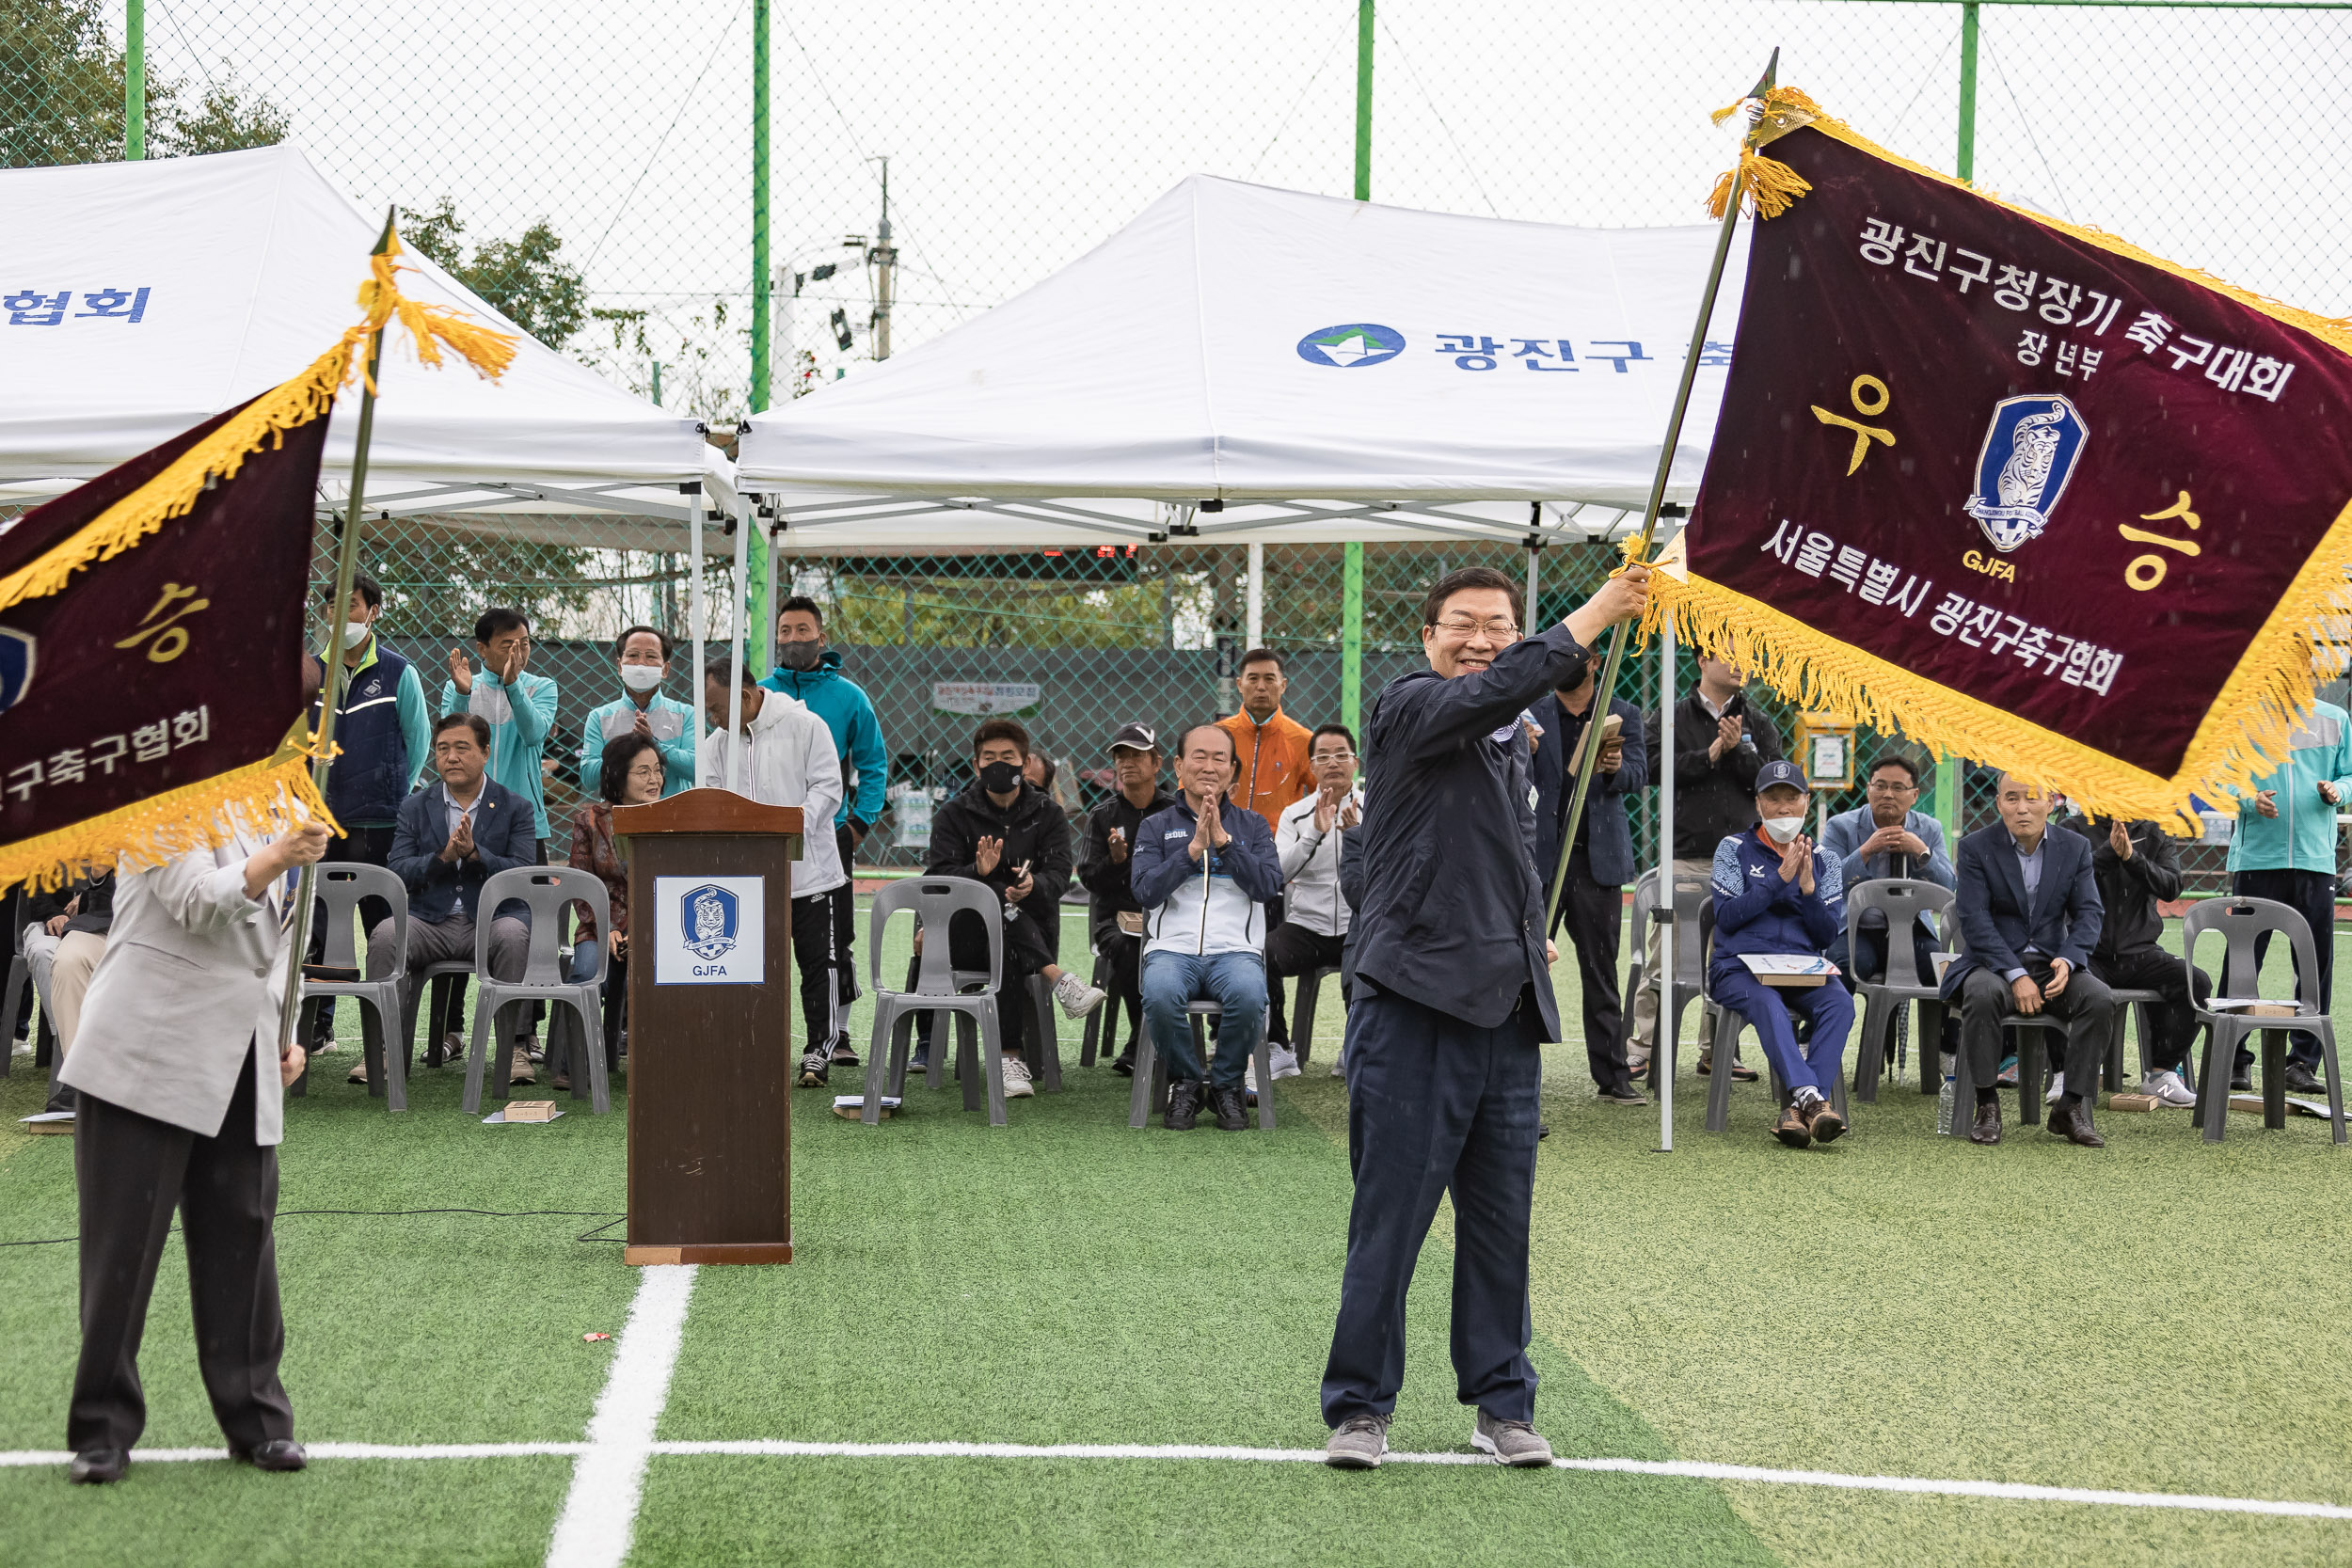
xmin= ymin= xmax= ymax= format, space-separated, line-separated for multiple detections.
xmin=978 ymin=760 xmax=1022 ymax=794
xmin=776 ymin=638 xmax=823 ymax=672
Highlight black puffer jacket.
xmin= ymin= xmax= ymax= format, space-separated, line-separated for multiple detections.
xmin=925 ymin=781 xmax=1073 ymax=967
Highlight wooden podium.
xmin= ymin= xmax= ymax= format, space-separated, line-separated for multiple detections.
xmin=612 ymin=788 xmax=803 ymax=1265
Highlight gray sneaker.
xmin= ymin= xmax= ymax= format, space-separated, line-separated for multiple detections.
xmin=1471 ymin=1410 xmax=1553 ymax=1467
xmin=1325 ymin=1413 xmax=1390 ymax=1469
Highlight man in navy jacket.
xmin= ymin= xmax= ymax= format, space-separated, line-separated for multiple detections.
xmin=1320 ymin=563 xmax=1647 ymax=1473
xmin=1941 ymin=772 xmax=2112 ymax=1147
xmin=1530 ymin=654 xmax=1650 ymax=1102
xmin=1708 ymin=761 xmax=1853 ymax=1148
xmin=365 ymin=713 xmax=539 ymax=1082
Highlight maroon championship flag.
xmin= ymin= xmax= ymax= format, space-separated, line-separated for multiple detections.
xmin=1656 ymin=88 xmax=2352 ymax=824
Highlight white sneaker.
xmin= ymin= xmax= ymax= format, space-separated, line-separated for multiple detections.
xmin=1268 ymin=1044 xmax=1302 ymax=1080
xmin=1000 ymin=1054 xmax=1036 ymax=1099
xmin=1052 ymin=973 xmax=1106 ymax=1019
xmin=2044 ymin=1070 xmax=2066 ymax=1105
xmin=2143 ymin=1069 xmax=2197 ymax=1107
xmin=1329 ymin=1054 xmax=1346 ymax=1078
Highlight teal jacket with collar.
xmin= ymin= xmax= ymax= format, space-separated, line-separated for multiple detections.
xmin=2229 ymin=701 xmax=2352 ymax=874
xmin=439 ymin=669 xmax=559 ymax=839
xmin=579 ymin=692 xmax=698 ymax=799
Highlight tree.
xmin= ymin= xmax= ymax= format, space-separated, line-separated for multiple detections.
xmin=3 ymin=2 xmax=287 ymax=167
xmin=158 ymin=73 xmax=288 ymax=156
xmin=405 ymin=196 xmax=586 ymax=351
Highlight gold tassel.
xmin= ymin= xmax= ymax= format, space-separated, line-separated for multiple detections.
xmin=1706 ymin=149 xmax=1814 ymax=220
xmin=1641 ymin=495 xmax=2352 ymax=833
xmin=0 ymin=735 xmax=341 ymax=897
xmin=0 ymin=229 xmax=517 ymax=617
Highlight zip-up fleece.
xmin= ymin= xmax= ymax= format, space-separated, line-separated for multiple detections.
xmin=1129 ymin=796 xmax=1283 ymax=958
xmin=2230 ymin=700 xmax=2352 ymax=874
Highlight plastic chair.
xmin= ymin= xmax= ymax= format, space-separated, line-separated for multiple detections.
xmin=862 ymin=878 xmax=1010 ymax=1126
xmin=4 ymin=903 xmax=59 ymax=1078
xmin=2184 ymin=897 xmax=2346 ymax=1144
xmin=1628 ymin=869 xmax=1713 ymax=1083
xmin=2099 ymin=987 xmax=2192 ymax=1094
xmin=296 ymin=863 xmax=415 ymax=1111
xmin=460 ymin=867 xmax=612 ymax=1115
xmin=1288 ymin=963 xmax=1343 ymax=1065
xmin=1128 ymin=999 xmax=1276 ymax=1131
xmin=1841 ymin=879 xmax=1954 ymax=1101
xmin=1696 ymin=905 xmax=1851 ymax=1133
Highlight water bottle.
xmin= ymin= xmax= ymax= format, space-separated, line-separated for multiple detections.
xmin=1936 ymin=1070 xmax=1956 ymax=1135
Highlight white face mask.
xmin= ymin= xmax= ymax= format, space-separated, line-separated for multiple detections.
xmin=341 ymin=619 xmax=373 ymax=649
xmin=1760 ymin=814 xmax=1805 ymax=844
xmin=619 ymin=663 xmax=664 ymax=694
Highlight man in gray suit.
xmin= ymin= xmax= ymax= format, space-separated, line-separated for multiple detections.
xmin=59 ymin=818 xmax=331 ymax=1484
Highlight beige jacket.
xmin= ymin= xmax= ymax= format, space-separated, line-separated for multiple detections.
xmin=61 ymin=836 xmax=294 ymax=1143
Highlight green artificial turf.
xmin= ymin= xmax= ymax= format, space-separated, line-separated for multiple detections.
xmin=3 ymin=905 xmax=2349 ymax=1566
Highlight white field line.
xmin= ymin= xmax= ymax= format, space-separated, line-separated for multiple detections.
xmin=542 ymin=1263 xmax=698 ymax=1568
xmin=6 ymin=1434 xmax=2349 ymax=1522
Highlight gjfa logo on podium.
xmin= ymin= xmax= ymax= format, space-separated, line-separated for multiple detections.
xmin=654 ymin=875 xmax=766 ymax=986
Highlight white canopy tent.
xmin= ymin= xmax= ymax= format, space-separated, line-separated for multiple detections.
xmin=0 ymin=143 xmax=728 ymax=548
xmin=738 ymin=173 xmax=1745 ymax=553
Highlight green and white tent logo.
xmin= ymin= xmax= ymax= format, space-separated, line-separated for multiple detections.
xmin=1295 ymin=323 xmax=1405 ymax=368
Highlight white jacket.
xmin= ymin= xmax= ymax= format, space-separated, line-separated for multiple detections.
xmin=700 ymin=691 xmax=846 ymax=897
xmin=1274 ymin=788 xmax=1360 ymax=938
xmin=63 ymin=834 xmax=294 ymax=1143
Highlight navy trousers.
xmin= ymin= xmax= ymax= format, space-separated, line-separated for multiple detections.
xmin=1321 ymin=983 xmax=1543 ymax=1428
xmin=1710 ymin=967 xmax=1853 ymax=1100
xmin=2233 ymin=868 xmax=2331 ymax=1068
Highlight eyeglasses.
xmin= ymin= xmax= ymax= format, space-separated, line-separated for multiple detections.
xmin=1867 ymin=779 xmax=1919 ymax=793
xmin=626 ymin=763 xmax=664 ymax=780
xmin=1311 ymin=750 xmax=1356 ymax=764
xmin=1433 ymin=617 xmax=1518 ymax=639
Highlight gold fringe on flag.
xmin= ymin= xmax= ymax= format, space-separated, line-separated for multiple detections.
xmin=0 ymin=724 xmax=341 ymax=895
xmin=0 ymin=228 xmax=516 ymax=617
xmin=1635 ymin=495 xmax=2352 ymax=832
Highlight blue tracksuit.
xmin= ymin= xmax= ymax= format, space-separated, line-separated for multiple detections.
xmin=1708 ymin=825 xmax=1853 ymax=1101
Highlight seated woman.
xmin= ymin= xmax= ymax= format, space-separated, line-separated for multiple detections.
xmin=1707 ymin=759 xmax=1855 ymax=1148
xmin=561 ymin=733 xmax=661 ymax=1085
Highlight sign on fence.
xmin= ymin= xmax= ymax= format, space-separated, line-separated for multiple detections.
xmin=931 ymin=681 xmax=1041 ymax=716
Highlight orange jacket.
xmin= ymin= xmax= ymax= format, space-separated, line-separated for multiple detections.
xmin=1217 ymin=707 xmax=1314 ymax=834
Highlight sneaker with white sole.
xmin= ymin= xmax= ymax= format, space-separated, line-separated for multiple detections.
xmin=1000 ymin=1054 xmax=1036 ymax=1099
xmin=2044 ymin=1070 xmax=2066 ymax=1105
xmin=2142 ymin=1068 xmax=2197 ymax=1107
xmin=1267 ymin=1044 xmax=1302 ymax=1080
xmin=797 ymin=1049 xmax=830 ymax=1088
xmin=1244 ymin=1057 xmax=1259 ymax=1104
xmin=1329 ymin=1054 xmax=1346 ymax=1078
xmin=1052 ymin=973 xmax=1107 ymax=1019
xmin=1326 ymin=1413 xmax=1390 ymax=1469
xmin=1471 ymin=1410 xmax=1554 ymax=1467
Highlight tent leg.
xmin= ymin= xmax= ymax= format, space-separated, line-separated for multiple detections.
xmin=689 ymin=491 xmax=706 ymax=733
xmin=1246 ymin=542 xmax=1263 ymax=650
xmin=727 ymin=498 xmax=749 ymax=791
xmin=1657 ymin=611 xmax=1676 ymax=1152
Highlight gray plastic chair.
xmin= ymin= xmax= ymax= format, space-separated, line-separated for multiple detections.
xmin=1842 ymin=879 xmax=1954 ymax=1101
xmin=460 ymin=867 xmax=612 ymax=1115
xmin=863 ymin=878 xmax=1010 ymax=1126
xmin=2184 ymin=896 xmax=2345 ymax=1144
xmin=1128 ymin=998 xmax=1276 ymax=1131
xmin=1696 ymin=906 xmax=1851 ymax=1134
xmin=1627 ymin=869 xmax=1713 ymax=1083
xmin=4 ymin=901 xmax=58 ymax=1079
xmin=297 ymin=863 xmax=415 ymax=1111
xmin=2100 ymin=987 xmax=2191 ymax=1094
xmin=1288 ymin=963 xmax=1344 ymax=1065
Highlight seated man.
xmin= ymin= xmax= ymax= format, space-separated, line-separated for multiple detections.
xmin=1707 ymin=760 xmax=1854 ymax=1148
xmin=1077 ymin=722 xmax=1176 ymax=1075
xmin=1820 ymin=752 xmax=1955 ymax=981
xmin=1942 ymin=773 xmax=2113 ymax=1147
xmin=922 ymin=718 xmax=1105 ymax=1097
xmin=370 ymin=713 xmax=538 ymax=1084
xmin=2062 ymin=811 xmax=2209 ymax=1106
xmin=1265 ymin=723 xmax=1361 ymax=1077
xmin=1129 ymin=721 xmax=1284 ymax=1132
xmin=23 ymin=870 xmax=114 ymax=1117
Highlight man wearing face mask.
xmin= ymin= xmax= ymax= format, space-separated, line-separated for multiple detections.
xmin=580 ymin=626 xmax=696 ymax=800
xmin=1707 ymin=761 xmax=1854 ymax=1148
xmin=763 ymin=596 xmax=888 ymax=1053
xmin=301 ymin=571 xmax=431 ymax=1053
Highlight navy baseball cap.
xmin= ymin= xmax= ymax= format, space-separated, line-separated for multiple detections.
xmin=1755 ymin=759 xmax=1810 ymax=794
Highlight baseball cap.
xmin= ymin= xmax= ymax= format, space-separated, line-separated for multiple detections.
xmin=1755 ymin=759 xmax=1810 ymax=794
xmin=1108 ymin=721 xmax=1158 ymax=753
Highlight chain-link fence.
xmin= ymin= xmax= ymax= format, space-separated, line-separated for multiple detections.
xmin=15 ymin=1 xmax=2351 ymax=883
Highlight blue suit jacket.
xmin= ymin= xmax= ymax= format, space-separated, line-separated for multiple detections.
xmin=1530 ymin=693 xmax=1648 ymax=890
xmin=1939 ymin=822 xmax=2105 ymax=1002
xmin=1820 ymin=803 xmax=1954 ymax=965
xmin=388 ymin=778 xmax=537 ymax=925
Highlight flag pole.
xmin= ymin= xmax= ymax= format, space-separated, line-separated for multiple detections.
xmin=1544 ymin=52 xmax=1776 ymax=933
xmin=276 ymin=206 xmax=396 ymax=1064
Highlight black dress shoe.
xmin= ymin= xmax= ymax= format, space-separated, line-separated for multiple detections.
xmin=2284 ymin=1062 xmax=2325 ymax=1095
xmin=2047 ymin=1101 xmax=2106 ymax=1148
xmin=68 ymin=1448 xmax=127 ymax=1484
xmin=1968 ymin=1097 xmax=2002 ymax=1145
xmin=1110 ymin=1050 xmax=1136 ymax=1077
xmin=1213 ymin=1085 xmax=1248 ymax=1131
xmin=1165 ymin=1079 xmax=1202 ymax=1131
xmin=2231 ymin=1069 xmax=2253 ymax=1091
xmin=233 ymin=1438 xmax=307 ymax=1472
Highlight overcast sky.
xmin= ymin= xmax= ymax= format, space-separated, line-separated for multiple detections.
xmin=134 ymin=0 xmax=2352 ymax=404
